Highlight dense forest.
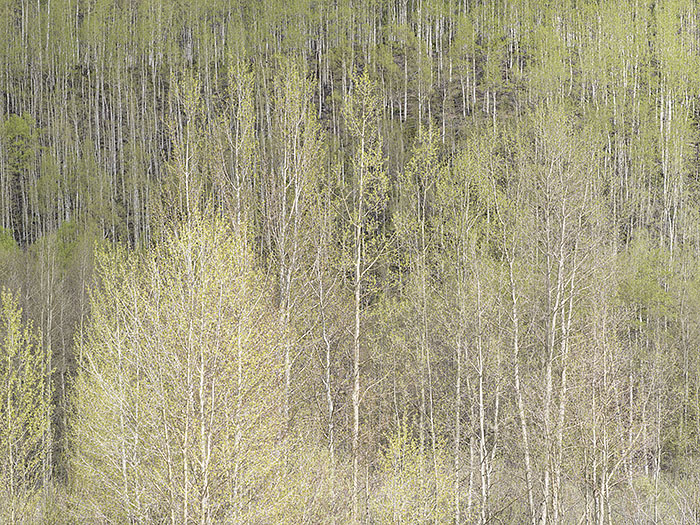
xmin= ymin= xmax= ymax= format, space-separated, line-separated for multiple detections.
xmin=0 ymin=0 xmax=699 ymax=522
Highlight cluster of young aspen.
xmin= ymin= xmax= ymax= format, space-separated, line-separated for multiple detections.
xmin=0 ymin=0 xmax=699 ymax=523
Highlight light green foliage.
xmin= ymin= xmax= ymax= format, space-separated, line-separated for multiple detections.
xmin=70 ymin=217 xmax=283 ymax=522
xmin=163 ymin=75 xmax=211 ymax=222
xmin=342 ymin=68 xmax=390 ymax=284
xmin=4 ymin=0 xmax=700 ymax=522
xmin=0 ymin=228 xmax=17 ymax=255
xmin=618 ymin=233 xmax=673 ymax=320
xmin=370 ymin=420 xmax=454 ymax=524
xmin=0 ymin=290 xmax=52 ymax=523
xmin=2 ymin=114 xmax=36 ymax=177
xmin=344 ymin=70 xmax=389 ymax=214
xmin=219 ymin=59 xmax=259 ymax=227
xmin=2 ymin=114 xmax=38 ymax=239
xmin=527 ymin=25 xmax=568 ymax=101
xmin=397 ymin=125 xmax=443 ymax=245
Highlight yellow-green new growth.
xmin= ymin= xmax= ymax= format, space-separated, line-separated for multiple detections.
xmin=0 ymin=290 xmax=52 ymax=523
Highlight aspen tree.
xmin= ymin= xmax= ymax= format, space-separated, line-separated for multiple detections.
xmin=1 ymin=114 xmax=37 ymax=243
xmin=370 ymin=418 xmax=453 ymax=524
xmin=395 ymin=124 xmax=446 ymax=520
xmin=70 ymin=217 xmax=282 ymax=523
xmin=342 ymin=69 xmax=388 ymax=523
xmin=267 ymin=59 xmax=322 ymax=437
xmin=218 ymin=59 xmax=258 ymax=234
xmin=513 ymin=107 xmax=597 ymax=524
xmin=0 ymin=290 xmax=52 ymax=523
xmin=5 ymin=0 xmax=700 ymax=520
xmin=435 ymin=144 xmax=477 ymax=524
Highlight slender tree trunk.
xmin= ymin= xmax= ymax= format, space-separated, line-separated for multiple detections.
xmin=510 ymin=259 xmax=536 ymax=524
xmin=352 ymin=176 xmax=363 ymax=524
